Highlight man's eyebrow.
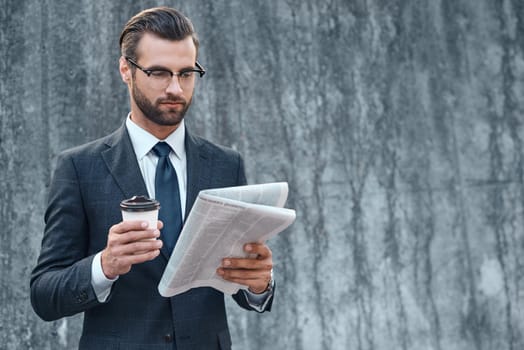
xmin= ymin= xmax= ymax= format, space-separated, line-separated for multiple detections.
xmin=142 ymin=64 xmax=171 ymax=71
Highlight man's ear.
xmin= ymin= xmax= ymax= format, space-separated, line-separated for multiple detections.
xmin=119 ymin=56 xmax=131 ymax=83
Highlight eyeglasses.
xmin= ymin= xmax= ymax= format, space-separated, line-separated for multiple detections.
xmin=125 ymin=57 xmax=206 ymax=90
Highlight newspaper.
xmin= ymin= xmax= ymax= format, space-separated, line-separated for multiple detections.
xmin=158 ymin=182 xmax=296 ymax=297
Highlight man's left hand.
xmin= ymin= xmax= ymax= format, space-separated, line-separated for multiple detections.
xmin=217 ymin=242 xmax=273 ymax=294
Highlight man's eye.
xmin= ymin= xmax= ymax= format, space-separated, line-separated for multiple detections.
xmin=149 ymin=70 xmax=171 ymax=78
xmin=179 ymin=71 xmax=194 ymax=79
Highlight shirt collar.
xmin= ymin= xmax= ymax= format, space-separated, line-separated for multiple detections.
xmin=125 ymin=113 xmax=186 ymax=160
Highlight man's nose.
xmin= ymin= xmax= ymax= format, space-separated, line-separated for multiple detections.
xmin=165 ymin=76 xmax=183 ymax=95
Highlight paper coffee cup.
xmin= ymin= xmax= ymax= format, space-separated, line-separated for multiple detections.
xmin=120 ymin=195 xmax=160 ymax=230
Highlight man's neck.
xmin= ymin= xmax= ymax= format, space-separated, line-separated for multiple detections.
xmin=129 ymin=113 xmax=181 ymax=140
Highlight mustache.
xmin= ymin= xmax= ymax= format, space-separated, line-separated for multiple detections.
xmin=157 ymin=96 xmax=186 ymax=104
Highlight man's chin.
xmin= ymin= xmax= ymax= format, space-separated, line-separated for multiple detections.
xmin=153 ymin=112 xmax=185 ymax=126
xmin=146 ymin=101 xmax=190 ymax=126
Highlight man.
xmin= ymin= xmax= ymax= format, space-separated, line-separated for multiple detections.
xmin=30 ymin=7 xmax=274 ymax=349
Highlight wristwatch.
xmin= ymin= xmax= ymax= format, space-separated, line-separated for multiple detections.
xmin=264 ymin=269 xmax=274 ymax=293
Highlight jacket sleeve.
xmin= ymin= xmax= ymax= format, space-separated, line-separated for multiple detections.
xmin=230 ymin=152 xmax=274 ymax=312
xmin=30 ymin=152 xmax=101 ymax=321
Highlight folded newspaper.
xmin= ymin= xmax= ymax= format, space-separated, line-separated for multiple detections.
xmin=158 ymin=182 xmax=296 ymax=297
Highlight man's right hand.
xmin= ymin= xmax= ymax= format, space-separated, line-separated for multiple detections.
xmin=101 ymin=220 xmax=163 ymax=279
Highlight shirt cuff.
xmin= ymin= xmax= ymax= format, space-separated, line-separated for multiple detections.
xmin=91 ymin=251 xmax=118 ymax=303
xmin=242 ymin=277 xmax=274 ymax=312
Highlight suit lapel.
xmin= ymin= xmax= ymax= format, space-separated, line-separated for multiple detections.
xmin=101 ymin=125 xmax=149 ymax=202
xmin=184 ymin=129 xmax=211 ymax=218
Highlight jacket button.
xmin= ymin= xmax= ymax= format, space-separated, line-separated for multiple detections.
xmin=164 ymin=334 xmax=173 ymax=343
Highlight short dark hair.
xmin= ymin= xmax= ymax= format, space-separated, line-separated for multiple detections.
xmin=119 ymin=7 xmax=199 ymax=61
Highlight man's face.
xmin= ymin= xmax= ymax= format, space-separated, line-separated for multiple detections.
xmin=126 ymin=33 xmax=198 ymax=130
xmin=131 ymin=76 xmax=192 ymax=127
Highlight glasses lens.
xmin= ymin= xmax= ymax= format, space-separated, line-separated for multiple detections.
xmin=147 ymin=70 xmax=199 ymax=90
xmin=146 ymin=71 xmax=171 ymax=89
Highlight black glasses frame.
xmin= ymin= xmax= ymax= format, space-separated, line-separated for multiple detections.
xmin=125 ymin=57 xmax=206 ymax=78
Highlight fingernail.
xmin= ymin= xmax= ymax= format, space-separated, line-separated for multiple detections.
xmin=223 ymin=260 xmax=231 ymax=266
xmin=217 ymin=269 xmax=224 ymax=275
xmin=141 ymin=221 xmax=148 ymax=228
xmin=245 ymin=245 xmax=252 ymax=251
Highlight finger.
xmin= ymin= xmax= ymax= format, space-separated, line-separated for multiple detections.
xmin=123 ymin=248 xmax=161 ymax=264
xmin=244 ymin=242 xmax=272 ymax=259
xmin=157 ymin=220 xmax=164 ymax=230
xmin=109 ymin=229 xmax=160 ymax=245
xmin=222 ymin=257 xmax=272 ymax=271
xmin=111 ymin=220 xmax=151 ymax=233
xmin=110 ymin=239 xmax=163 ymax=256
xmin=217 ymin=267 xmax=271 ymax=281
xmin=219 ymin=274 xmax=270 ymax=293
xmin=112 ymin=249 xmax=162 ymax=271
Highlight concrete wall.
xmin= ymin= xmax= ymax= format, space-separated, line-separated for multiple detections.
xmin=1 ymin=0 xmax=523 ymax=349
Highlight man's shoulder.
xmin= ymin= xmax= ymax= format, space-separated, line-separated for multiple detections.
xmin=188 ymin=132 xmax=242 ymax=159
xmin=58 ymin=127 xmax=123 ymax=160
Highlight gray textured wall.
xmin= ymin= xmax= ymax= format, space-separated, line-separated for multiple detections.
xmin=1 ymin=0 xmax=524 ymax=349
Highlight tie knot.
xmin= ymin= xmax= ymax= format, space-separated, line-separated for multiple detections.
xmin=152 ymin=142 xmax=172 ymax=158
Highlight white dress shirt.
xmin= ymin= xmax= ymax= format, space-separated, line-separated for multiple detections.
xmin=91 ymin=115 xmax=271 ymax=310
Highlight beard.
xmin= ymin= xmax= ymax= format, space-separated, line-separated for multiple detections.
xmin=132 ymin=82 xmax=192 ymax=126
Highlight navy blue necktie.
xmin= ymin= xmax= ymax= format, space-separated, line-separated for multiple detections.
xmin=152 ymin=142 xmax=182 ymax=254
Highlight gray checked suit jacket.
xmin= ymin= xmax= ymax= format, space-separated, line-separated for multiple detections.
xmin=30 ymin=124 xmax=273 ymax=349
